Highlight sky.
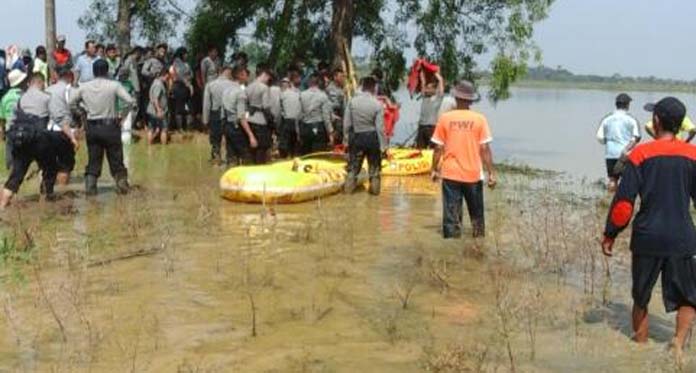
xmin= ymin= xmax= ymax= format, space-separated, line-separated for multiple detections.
xmin=2 ymin=0 xmax=695 ymax=80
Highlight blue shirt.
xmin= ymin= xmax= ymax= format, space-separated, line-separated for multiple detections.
xmin=597 ymin=109 xmax=640 ymax=159
xmin=74 ymin=54 xmax=100 ymax=83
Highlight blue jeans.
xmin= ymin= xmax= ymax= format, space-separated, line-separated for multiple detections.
xmin=442 ymin=179 xmax=485 ymax=238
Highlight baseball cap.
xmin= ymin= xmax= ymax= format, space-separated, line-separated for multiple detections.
xmin=56 ymin=35 xmax=66 ymax=42
xmin=616 ymin=93 xmax=632 ymax=104
xmin=644 ymin=97 xmax=686 ymax=129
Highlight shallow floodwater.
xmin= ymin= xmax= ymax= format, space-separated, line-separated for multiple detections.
xmin=393 ymin=87 xmax=696 ymax=180
xmin=0 ymin=88 xmax=693 ymax=372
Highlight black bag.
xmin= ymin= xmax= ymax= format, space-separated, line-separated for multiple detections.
xmin=6 ymin=101 xmax=45 ymax=149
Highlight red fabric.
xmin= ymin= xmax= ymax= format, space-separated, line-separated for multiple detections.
xmin=53 ymin=49 xmax=72 ymax=66
xmin=610 ymin=200 xmax=634 ymax=227
xmin=382 ymin=101 xmax=399 ymax=139
xmin=628 ymin=138 xmax=696 ymax=166
xmin=407 ymin=58 xmax=441 ymax=97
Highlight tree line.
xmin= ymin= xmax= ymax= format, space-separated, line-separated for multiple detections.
xmin=77 ymin=0 xmax=554 ymax=101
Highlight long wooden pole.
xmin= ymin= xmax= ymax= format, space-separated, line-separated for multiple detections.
xmin=45 ymin=0 xmax=57 ymax=56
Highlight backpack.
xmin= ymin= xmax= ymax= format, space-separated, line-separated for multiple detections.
xmin=6 ymin=100 xmax=45 ymax=149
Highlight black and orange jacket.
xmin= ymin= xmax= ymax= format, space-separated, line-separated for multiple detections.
xmin=604 ymin=138 xmax=696 ymax=257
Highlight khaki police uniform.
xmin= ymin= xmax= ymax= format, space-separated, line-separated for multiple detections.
xmin=203 ymin=76 xmax=234 ymax=161
xmin=222 ymin=81 xmax=250 ymax=165
xmin=343 ymin=91 xmax=385 ymax=195
xmin=299 ymin=86 xmax=332 ymax=155
xmin=70 ymin=77 xmax=135 ymax=194
xmin=4 ymin=87 xmax=58 ymax=196
xmin=279 ymin=86 xmax=301 ymax=157
xmin=246 ymin=80 xmax=273 ymax=164
xmin=46 ymin=80 xmax=76 ymax=174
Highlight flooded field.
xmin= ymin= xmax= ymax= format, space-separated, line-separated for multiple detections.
xmin=0 ymin=134 xmax=692 ymax=372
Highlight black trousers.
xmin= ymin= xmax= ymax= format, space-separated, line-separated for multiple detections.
xmin=172 ymin=81 xmax=190 ymax=116
xmin=4 ymin=132 xmax=57 ymax=194
xmin=224 ymin=121 xmax=252 ymax=166
xmin=209 ymin=112 xmax=223 ymax=159
xmin=300 ymin=122 xmax=329 ymax=155
xmin=333 ymin=117 xmax=343 ymax=146
xmin=249 ymin=123 xmax=272 ymax=165
xmin=85 ymin=121 xmax=127 ymax=180
xmin=346 ymin=131 xmax=382 ymax=194
xmin=416 ymin=125 xmax=436 ymax=149
xmin=278 ymin=118 xmax=300 ymax=158
xmin=442 ymin=179 xmax=485 ymax=238
xmin=138 ymin=79 xmax=152 ymax=128
xmin=49 ymin=131 xmax=76 ymax=173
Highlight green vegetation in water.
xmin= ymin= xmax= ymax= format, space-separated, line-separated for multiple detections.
xmin=495 ymin=161 xmax=559 ymax=177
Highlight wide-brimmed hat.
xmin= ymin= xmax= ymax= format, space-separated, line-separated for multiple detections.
xmin=452 ymin=80 xmax=480 ymax=102
xmin=8 ymin=69 xmax=27 ymax=88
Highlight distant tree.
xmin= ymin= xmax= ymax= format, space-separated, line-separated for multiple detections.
xmin=78 ymin=0 xmax=182 ymax=53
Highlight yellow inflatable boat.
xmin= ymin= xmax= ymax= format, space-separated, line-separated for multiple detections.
xmin=381 ymin=148 xmax=433 ymax=176
xmin=220 ymin=154 xmax=363 ymax=204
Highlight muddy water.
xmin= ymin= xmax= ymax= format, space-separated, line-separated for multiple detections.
xmin=0 ymin=136 xmax=692 ymax=371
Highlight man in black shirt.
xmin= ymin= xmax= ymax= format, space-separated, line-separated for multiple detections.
xmin=602 ymin=97 xmax=696 ymax=356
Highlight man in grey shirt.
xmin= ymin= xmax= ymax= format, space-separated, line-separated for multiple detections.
xmin=202 ymin=66 xmax=234 ymax=163
xmin=46 ymin=66 xmax=79 ymax=185
xmin=416 ymin=71 xmax=444 ymax=149
xmin=278 ymin=72 xmax=302 ymax=158
xmin=299 ymin=74 xmax=333 ymax=155
xmin=1 ymin=73 xmax=58 ymax=209
xmin=73 ymin=40 xmax=100 ymax=84
xmin=222 ymin=65 xmax=256 ymax=165
xmin=245 ymin=66 xmax=273 ymax=164
xmin=146 ymin=69 xmax=170 ymax=145
xmin=141 ymin=43 xmax=168 ymax=82
xmin=70 ymin=60 xmax=136 ymax=196
xmin=343 ymin=76 xmax=385 ymax=196
xmin=199 ymin=46 xmax=220 ymax=88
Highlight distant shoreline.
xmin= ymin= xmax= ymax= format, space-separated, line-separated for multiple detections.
xmin=508 ymin=79 xmax=696 ymax=94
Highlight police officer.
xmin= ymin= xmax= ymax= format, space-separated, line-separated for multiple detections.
xmin=141 ymin=43 xmax=168 ymax=83
xmin=0 ymin=73 xmax=57 ymax=208
xmin=299 ymin=74 xmax=333 ymax=155
xmin=46 ymin=66 xmax=79 ymax=186
xmin=278 ymin=72 xmax=302 ymax=158
xmin=202 ymin=66 xmax=234 ymax=164
xmin=222 ymin=65 xmax=256 ymax=165
xmin=70 ymin=59 xmax=136 ymax=196
xmin=246 ymin=65 xmax=273 ymax=164
xmin=343 ymin=76 xmax=386 ymax=196
xmin=326 ymin=68 xmax=346 ymax=145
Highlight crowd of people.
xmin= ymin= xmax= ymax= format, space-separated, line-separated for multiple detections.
xmin=0 ymin=35 xmax=443 ymax=207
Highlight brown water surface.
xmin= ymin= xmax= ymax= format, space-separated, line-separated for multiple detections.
xmin=0 ymin=136 xmax=692 ymax=372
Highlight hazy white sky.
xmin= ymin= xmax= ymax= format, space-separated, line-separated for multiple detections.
xmin=2 ymin=0 xmax=694 ymax=80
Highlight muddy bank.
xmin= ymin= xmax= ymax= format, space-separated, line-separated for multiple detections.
xmin=0 ymin=138 xmax=692 ymax=372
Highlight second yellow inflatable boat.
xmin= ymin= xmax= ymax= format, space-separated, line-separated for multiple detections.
xmin=381 ymin=148 xmax=433 ymax=176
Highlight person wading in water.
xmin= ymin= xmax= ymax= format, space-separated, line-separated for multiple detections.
xmin=431 ymin=80 xmax=496 ymax=238
xmin=602 ymin=97 xmax=696 ymax=362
